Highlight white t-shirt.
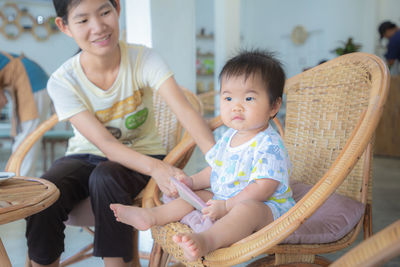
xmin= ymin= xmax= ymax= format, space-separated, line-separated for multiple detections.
xmin=47 ymin=41 xmax=173 ymax=156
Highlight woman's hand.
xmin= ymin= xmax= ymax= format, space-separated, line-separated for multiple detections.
xmin=150 ymin=159 xmax=188 ymax=197
xmin=175 ymin=173 xmax=194 ymax=189
xmin=202 ymin=199 xmax=228 ymax=221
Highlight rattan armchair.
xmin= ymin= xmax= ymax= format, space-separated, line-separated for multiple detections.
xmin=5 ymin=87 xmax=203 ymax=267
xmin=142 ymin=52 xmax=390 ymax=266
xmin=330 ymin=219 xmax=400 ymax=267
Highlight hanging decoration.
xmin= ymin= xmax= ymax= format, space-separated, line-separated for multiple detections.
xmin=0 ymin=2 xmax=59 ymax=41
xmin=291 ymin=25 xmax=308 ymax=45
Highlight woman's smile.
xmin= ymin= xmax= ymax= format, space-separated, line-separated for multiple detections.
xmin=92 ymin=34 xmax=112 ymax=46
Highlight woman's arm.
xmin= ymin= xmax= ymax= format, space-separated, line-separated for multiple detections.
xmin=0 ymin=90 xmax=7 ymax=110
xmin=69 ymin=110 xmax=183 ymax=196
xmin=157 ymin=77 xmax=215 ymax=154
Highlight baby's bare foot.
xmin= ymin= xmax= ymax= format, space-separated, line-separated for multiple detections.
xmin=110 ymin=204 xmax=155 ymax=231
xmin=173 ymin=233 xmax=211 ymax=261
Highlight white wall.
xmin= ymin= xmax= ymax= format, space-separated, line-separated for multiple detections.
xmin=0 ymin=1 xmax=78 ymax=75
xmin=378 ymin=0 xmax=400 ymax=25
xmin=240 ymin=0 xmax=383 ymax=78
xmin=3 ymin=0 xmax=399 ymax=92
xmin=151 ymin=0 xmax=196 ymax=91
xmin=195 ymin=0 xmax=214 ymax=35
xmin=125 ymin=0 xmax=152 ymax=47
xmin=214 ymin=0 xmax=240 ymax=90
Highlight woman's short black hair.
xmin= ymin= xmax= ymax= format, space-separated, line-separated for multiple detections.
xmin=53 ymin=0 xmax=118 ymax=24
xmin=378 ymin=21 xmax=397 ymax=39
xmin=219 ymin=49 xmax=286 ymax=105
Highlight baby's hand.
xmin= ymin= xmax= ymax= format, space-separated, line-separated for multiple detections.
xmin=202 ymin=199 xmax=227 ymax=221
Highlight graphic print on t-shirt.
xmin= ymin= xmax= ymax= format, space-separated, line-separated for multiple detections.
xmin=125 ymin=107 xmax=148 ymax=129
xmin=95 ymin=90 xmax=143 ymax=123
xmin=95 ymin=89 xmax=148 ymax=140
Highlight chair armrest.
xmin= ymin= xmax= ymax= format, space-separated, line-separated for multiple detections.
xmin=331 ymin=220 xmax=400 ymax=267
xmin=5 ymin=114 xmax=59 ymax=175
xmin=142 ymin=116 xmax=223 ymax=208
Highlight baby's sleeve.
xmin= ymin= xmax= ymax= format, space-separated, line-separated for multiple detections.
xmin=249 ymin=140 xmax=290 ymax=185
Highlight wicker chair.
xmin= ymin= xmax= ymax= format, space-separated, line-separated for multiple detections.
xmin=142 ymin=52 xmax=390 ymax=266
xmin=331 ymin=219 xmax=400 ymax=267
xmin=5 ymin=87 xmax=203 ymax=267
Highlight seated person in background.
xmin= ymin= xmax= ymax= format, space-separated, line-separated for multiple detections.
xmin=111 ymin=49 xmax=296 ymax=261
xmin=378 ymin=21 xmax=400 ymax=68
xmin=0 ymin=51 xmax=51 ymax=177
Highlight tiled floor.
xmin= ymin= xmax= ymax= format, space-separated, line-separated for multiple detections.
xmin=0 ymin=140 xmax=399 ymax=266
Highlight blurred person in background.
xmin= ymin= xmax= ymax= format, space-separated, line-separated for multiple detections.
xmin=378 ymin=21 xmax=400 ymax=68
xmin=0 ymin=51 xmax=51 ymax=177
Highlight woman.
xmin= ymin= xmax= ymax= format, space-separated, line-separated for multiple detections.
xmin=26 ymin=0 xmax=215 ymax=266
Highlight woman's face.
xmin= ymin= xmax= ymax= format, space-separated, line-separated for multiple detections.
xmin=56 ymin=0 xmax=120 ymax=57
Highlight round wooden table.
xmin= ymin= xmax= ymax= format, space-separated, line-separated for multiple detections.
xmin=0 ymin=176 xmax=59 ymax=267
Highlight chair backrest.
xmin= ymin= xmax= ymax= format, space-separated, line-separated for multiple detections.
xmin=153 ymin=87 xmax=202 ymax=153
xmin=284 ymin=53 xmax=383 ymax=202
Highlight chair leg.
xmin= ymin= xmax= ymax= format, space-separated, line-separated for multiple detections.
xmin=149 ymin=242 xmax=164 ymax=267
xmin=132 ymin=229 xmax=141 ymax=267
xmin=60 ymin=243 xmax=93 ymax=266
xmin=363 ymin=203 xmax=373 ymax=239
xmin=160 ymin=251 xmax=172 ymax=267
xmin=50 ymin=141 xmax=55 ymax=167
xmin=42 ymin=139 xmax=47 ymax=172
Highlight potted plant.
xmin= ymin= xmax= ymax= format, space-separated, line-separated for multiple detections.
xmin=332 ymin=37 xmax=362 ymax=56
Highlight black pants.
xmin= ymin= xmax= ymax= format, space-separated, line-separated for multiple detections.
xmin=25 ymin=154 xmax=164 ymax=265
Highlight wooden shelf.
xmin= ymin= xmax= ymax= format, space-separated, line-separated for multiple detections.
xmin=197 ymin=73 xmax=214 ymax=77
xmin=197 ymin=52 xmax=214 ymax=58
xmin=196 ymin=34 xmax=214 ymax=40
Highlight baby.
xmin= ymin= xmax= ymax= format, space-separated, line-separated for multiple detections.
xmin=111 ymin=49 xmax=295 ymax=261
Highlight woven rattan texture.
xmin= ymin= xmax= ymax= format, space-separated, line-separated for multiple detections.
xmin=152 ymin=223 xmax=204 ymax=267
xmin=153 ymin=88 xmax=202 ymax=154
xmin=153 ymin=91 xmax=179 ymax=153
xmin=285 ymin=60 xmax=372 ymax=202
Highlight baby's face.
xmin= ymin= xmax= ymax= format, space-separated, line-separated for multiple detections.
xmin=219 ymin=73 xmax=279 ymax=134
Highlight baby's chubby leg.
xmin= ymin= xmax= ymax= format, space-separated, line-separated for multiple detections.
xmin=110 ymin=189 xmax=213 ymax=230
xmin=173 ymin=200 xmax=273 ymax=261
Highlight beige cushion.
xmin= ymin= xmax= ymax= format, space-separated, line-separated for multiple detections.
xmin=283 ymin=181 xmax=365 ymax=244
